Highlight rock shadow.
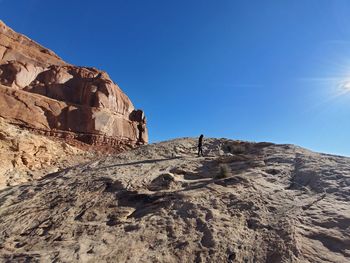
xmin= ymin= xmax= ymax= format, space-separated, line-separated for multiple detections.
xmin=92 ymin=157 xmax=182 ymax=171
xmin=112 ymin=190 xmax=182 ymax=221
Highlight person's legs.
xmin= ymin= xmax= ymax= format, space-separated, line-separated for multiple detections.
xmin=198 ymin=146 xmax=203 ymax=156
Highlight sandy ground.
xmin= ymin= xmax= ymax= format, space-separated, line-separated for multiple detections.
xmin=0 ymin=138 xmax=349 ymax=262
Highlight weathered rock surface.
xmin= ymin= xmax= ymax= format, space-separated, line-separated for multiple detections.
xmin=0 ymin=117 xmax=94 ymax=190
xmin=0 ymin=20 xmax=65 ymax=68
xmin=0 ymin=20 xmax=147 ymax=150
xmin=0 ymin=138 xmax=349 ymax=262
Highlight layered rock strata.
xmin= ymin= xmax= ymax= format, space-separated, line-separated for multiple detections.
xmin=0 ymin=117 xmax=93 ymax=189
xmin=0 ymin=20 xmax=147 ymax=150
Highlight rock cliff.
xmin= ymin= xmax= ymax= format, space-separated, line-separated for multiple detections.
xmin=0 ymin=20 xmax=147 ymax=151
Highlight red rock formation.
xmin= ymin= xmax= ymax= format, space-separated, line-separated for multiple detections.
xmin=0 ymin=20 xmax=148 ymax=150
xmin=0 ymin=20 xmax=65 ymax=67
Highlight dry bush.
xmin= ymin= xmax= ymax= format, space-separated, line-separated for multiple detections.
xmin=215 ymin=164 xmax=231 ymax=179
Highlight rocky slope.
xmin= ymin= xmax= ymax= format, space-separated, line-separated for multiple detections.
xmin=0 ymin=20 xmax=147 ymax=150
xmin=0 ymin=117 xmax=94 ymax=190
xmin=0 ymin=138 xmax=349 ymax=262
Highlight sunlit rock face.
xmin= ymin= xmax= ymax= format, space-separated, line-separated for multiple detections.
xmin=0 ymin=20 xmax=147 ymax=150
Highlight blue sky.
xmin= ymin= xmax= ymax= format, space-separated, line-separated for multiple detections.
xmin=2 ymin=0 xmax=350 ymax=156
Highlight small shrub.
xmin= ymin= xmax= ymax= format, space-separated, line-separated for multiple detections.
xmin=216 ymin=164 xmax=231 ymax=179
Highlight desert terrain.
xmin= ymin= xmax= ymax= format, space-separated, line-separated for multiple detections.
xmin=0 ymin=138 xmax=349 ymax=262
xmin=0 ymin=17 xmax=349 ymax=263
xmin=0 ymin=117 xmax=94 ymax=189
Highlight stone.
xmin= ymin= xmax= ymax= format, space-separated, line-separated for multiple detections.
xmin=0 ymin=20 xmax=147 ymax=150
xmin=0 ymin=20 xmax=65 ymax=67
xmin=0 ymin=117 xmax=91 ymax=189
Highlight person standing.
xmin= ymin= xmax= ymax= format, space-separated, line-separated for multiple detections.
xmin=198 ymin=134 xmax=204 ymax=157
xmin=137 ymin=116 xmax=146 ymax=144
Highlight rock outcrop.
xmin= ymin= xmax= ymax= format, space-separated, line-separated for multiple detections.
xmin=0 ymin=117 xmax=93 ymax=189
xmin=0 ymin=138 xmax=349 ymax=262
xmin=0 ymin=20 xmax=147 ymax=151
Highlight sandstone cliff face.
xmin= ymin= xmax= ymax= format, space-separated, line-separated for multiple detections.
xmin=0 ymin=20 xmax=64 ymax=67
xmin=0 ymin=20 xmax=147 ymax=150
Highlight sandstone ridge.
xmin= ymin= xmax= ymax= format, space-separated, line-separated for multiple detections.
xmin=0 ymin=138 xmax=349 ymax=262
xmin=0 ymin=20 xmax=147 ymax=151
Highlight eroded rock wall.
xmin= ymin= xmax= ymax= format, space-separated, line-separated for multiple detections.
xmin=0 ymin=20 xmax=147 ymax=150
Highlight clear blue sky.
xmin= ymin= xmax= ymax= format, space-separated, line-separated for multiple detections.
xmin=2 ymin=0 xmax=350 ymax=156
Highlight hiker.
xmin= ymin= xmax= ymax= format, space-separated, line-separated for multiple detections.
xmin=137 ymin=117 xmax=146 ymax=144
xmin=198 ymin=134 xmax=204 ymax=157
